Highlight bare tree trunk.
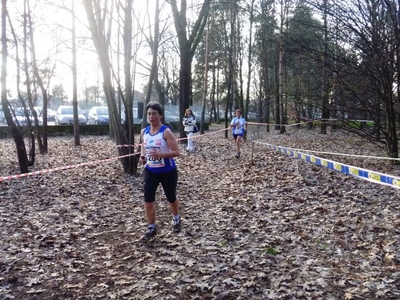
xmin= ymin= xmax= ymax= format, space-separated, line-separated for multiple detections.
xmin=216 ymin=61 xmax=220 ymax=123
xmin=210 ymin=62 xmax=217 ymax=123
xmin=231 ymin=0 xmax=239 ymax=111
xmin=22 ymin=0 xmax=35 ymax=165
xmin=122 ymin=0 xmax=136 ymax=174
xmin=142 ymin=0 xmax=160 ymax=128
xmin=27 ymin=0 xmax=54 ymax=154
xmin=223 ymin=11 xmax=232 ymax=138
xmin=274 ymin=57 xmax=280 ymax=130
xmin=201 ymin=17 xmax=209 ymax=134
xmin=2 ymin=0 xmax=29 ymax=173
xmin=72 ymin=0 xmax=80 ymax=146
xmin=259 ymin=1 xmax=273 ymax=132
xmin=83 ymin=0 xmax=137 ymax=175
xmin=245 ymin=0 xmax=255 ymax=120
xmin=280 ymin=1 xmax=289 ymax=135
xmin=320 ymin=0 xmax=330 ymax=134
xmin=169 ymin=0 xmax=211 ymax=139
xmin=397 ymin=0 xmax=400 ymax=127
xmin=277 ymin=0 xmax=284 ymax=132
xmin=154 ymin=76 xmax=165 ymax=107
xmin=237 ymin=11 xmax=244 ymax=111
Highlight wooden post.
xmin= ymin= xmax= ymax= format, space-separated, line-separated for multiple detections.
xmin=251 ymin=136 xmax=255 ymax=164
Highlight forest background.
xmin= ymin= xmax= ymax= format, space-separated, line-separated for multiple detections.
xmin=0 ymin=0 xmax=399 ymax=175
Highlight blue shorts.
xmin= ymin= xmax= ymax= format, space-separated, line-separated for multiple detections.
xmin=233 ymin=133 xmax=243 ymax=140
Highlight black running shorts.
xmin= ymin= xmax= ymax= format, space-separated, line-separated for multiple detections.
xmin=143 ymin=167 xmax=178 ymax=203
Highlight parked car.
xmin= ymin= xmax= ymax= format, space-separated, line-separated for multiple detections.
xmin=87 ymin=106 xmax=109 ymax=124
xmin=55 ymin=106 xmax=87 ymax=125
xmin=121 ymin=107 xmax=146 ymax=124
xmin=190 ymin=110 xmax=210 ymax=123
xmin=31 ymin=107 xmax=44 ymax=125
xmin=46 ymin=108 xmax=56 ymax=122
xmin=34 ymin=107 xmax=56 ymax=123
xmin=164 ymin=110 xmax=180 ymax=124
xmin=11 ymin=107 xmax=43 ymax=126
xmin=11 ymin=107 xmax=27 ymax=125
xmin=0 ymin=109 xmax=5 ymax=124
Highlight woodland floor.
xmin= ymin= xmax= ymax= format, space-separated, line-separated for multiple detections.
xmin=0 ymin=124 xmax=399 ymax=300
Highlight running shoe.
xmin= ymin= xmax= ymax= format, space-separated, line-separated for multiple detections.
xmin=235 ymin=153 xmax=240 ymax=158
xmin=143 ymin=226 xmax=157 ymax=241
xmin=173 ymin=217 xmax=181 ymax=233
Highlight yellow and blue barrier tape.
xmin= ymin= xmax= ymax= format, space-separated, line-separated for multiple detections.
xmin=254 ymin=140 xmax=400 ymax=189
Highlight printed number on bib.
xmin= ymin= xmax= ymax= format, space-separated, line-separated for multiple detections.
xmin=147 ymin=157 xmax=165 ymax=168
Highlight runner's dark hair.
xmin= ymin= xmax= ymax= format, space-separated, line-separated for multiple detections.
xmin=146 ymin=102 xmax=164 ymax=115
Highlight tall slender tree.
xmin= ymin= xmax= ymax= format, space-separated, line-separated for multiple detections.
xmin=83 ymin=0 xmax=138 ymax=174
xmin=168 ymin=0 xmax=212 ymax=138
xmin=1 ymin=0 xmax=29 ymax=173
xmin=71 ymin=0 xmax=80 ymax=146
xmin=142 ymin=0 xmax=160 ymax=127
xmin=200 ymin=16 xmax=209 ymax=134
xmin=320 ymin=0 xmax=330 ymax=134
xmin=244 ymin=0 xmax=255 ymax=120
xmin=255 ymin=0 xmax=277 ymax=131
xmin=277 ymin=0 xmax=285 ymax=132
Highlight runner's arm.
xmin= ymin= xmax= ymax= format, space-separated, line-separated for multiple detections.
xmin=162 ymin=128 xmax=180 ymax=158
xmin=230 ymin=118 xmax=238 ymax=128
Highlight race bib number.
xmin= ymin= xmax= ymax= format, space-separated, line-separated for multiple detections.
xmin=144 ymin=145 xmax=165 ymax=168
xmin=146 ymin=156 xmax=165 ymax=168
xmin=144 ymin=138 xmax=165 ymax=168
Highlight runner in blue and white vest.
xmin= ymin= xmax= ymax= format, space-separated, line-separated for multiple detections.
xmin=139 ymin=102 xmax=181 ymax=241
xmin=230 ymin=109 xmax=247 ymax=158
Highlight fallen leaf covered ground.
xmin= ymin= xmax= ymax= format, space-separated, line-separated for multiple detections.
xmin=0 ymin=124 xmax=399 ymax=299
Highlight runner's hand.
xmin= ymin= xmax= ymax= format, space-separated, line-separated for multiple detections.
xmin=149 ymin=149 xmax=161 ymax=159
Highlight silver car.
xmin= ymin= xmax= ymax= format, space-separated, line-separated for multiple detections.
xmin=87 ymin=106 xmax=109 ymax=125
xmin=11 ymin=107 xmax=43 ymax=126
xmin=164 ymin=110 xmax=180 ymax=124
xmin=0 ymin=109 xmax=4 ymax=124
xmin=55 ymin=106 xmax=87 ymax=125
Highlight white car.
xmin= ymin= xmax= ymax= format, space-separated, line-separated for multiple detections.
xmin=55 ymin=106 xmax=87 ymax=125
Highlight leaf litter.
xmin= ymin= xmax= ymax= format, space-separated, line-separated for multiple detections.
xmin=0 ymin=124 xmax=399 ymax=299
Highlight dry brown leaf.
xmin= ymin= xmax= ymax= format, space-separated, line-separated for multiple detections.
xmin=0 ymin=127 xmax=399 ymax=299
